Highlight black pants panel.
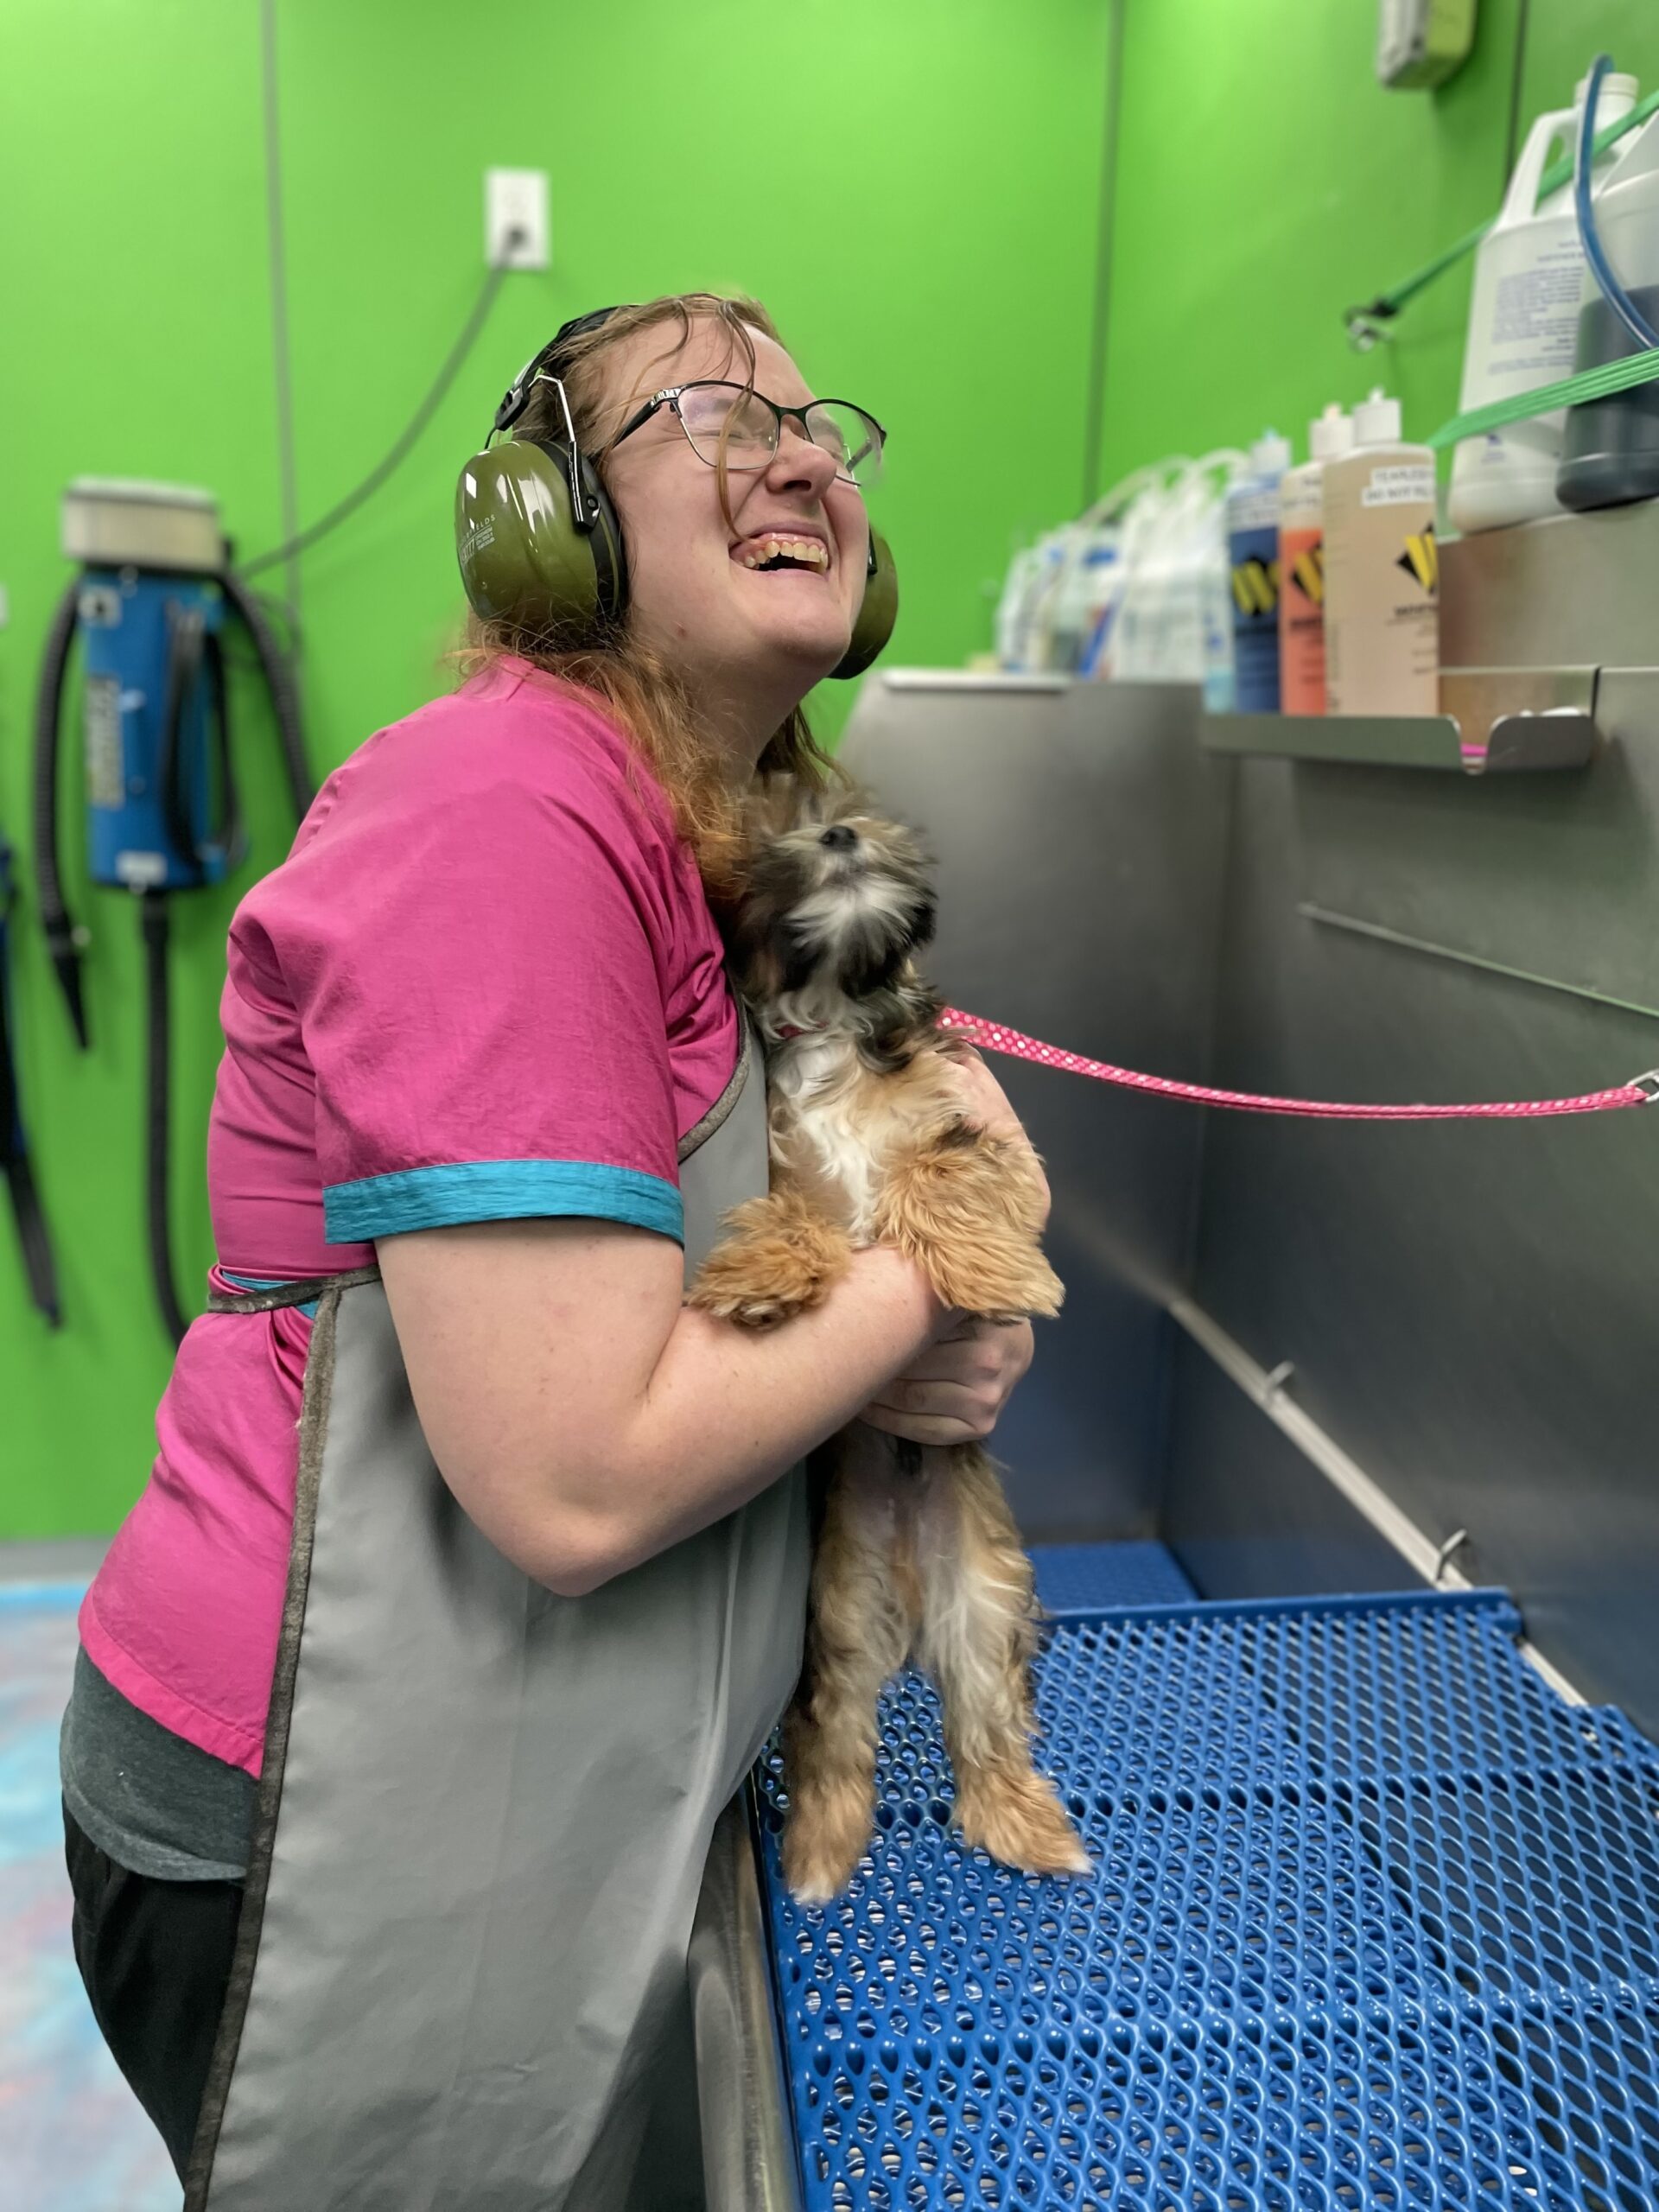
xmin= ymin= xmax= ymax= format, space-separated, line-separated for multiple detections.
xmin=63 ymin=1802 xmax=244 ymax=2181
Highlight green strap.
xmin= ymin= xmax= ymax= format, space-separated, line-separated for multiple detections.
xmin=1357 ymin=87 xmax=1659 ymax=327
xmin=1427 ymin=343 xmax=1659 ymax=448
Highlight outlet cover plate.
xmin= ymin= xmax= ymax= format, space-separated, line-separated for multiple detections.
xmin=485 ymin=168 xmax=550 ymax=270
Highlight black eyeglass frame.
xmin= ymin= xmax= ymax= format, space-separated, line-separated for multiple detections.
xmin=607 ymin=381 xmax=887 ymax=486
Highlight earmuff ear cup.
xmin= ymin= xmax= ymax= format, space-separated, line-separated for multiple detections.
xmin=830 ymin=530 xmax=898 ymax=681
xmin=454 ymin=439 xmax=627 ymax=646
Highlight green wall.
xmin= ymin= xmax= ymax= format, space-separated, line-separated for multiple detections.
xmin=5 ymin=0 xmax=1658 ymax=1539
xmin=1096 ymin=0 xmax=1659 ymax=488
xmin=0 ymin=0 xmax=1111 ymax=1535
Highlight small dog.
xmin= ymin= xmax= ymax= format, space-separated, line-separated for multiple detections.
xmin=690 ymin=785 xmax=1090 ymax=1904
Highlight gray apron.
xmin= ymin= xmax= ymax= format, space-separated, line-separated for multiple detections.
xmin=185 ymin=1026 xmax=808 ymax=2212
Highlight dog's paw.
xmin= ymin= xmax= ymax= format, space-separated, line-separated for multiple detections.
xmin=931 ymin=1251 xmax=1065 ymax=1322
xmin=783 ymin=1823 xmax=868 ymax=1906
xmin=687 ymin=1203 xmax=849 ymax=1330
xmin=783 ymin=1784 xmax=875 ymax=1904
xmin=688 ymin=1251 xmax=818 ymax=1332
xmin=955 ymin=1768 xmax=1090 ymax=1878
xmin=694 ymin=1286 xmax=810 ymax=1331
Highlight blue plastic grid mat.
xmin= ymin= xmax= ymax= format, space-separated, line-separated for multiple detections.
xmin=1028 ymin=1541 xmax=1196 ymax=1615
xmin=754 ymin=1583 xmax=1659 ymax=2212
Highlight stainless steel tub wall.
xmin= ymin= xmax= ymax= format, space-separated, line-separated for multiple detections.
xmin=841 ymin=677 xmax=1235 ymax=1540
xmin=840 ymin=666 xmax=1659 ymax=1738
xmin=1189 ymin=671 xmax=1659 ymax=1733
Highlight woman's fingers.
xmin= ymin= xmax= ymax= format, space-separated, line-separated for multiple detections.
xmin=858 ymin=1404 xmax=988 ymax=1446
xmin=944 ymin=1050 xmax=1052 ymax=1225
xmin=861 ymin=1317 xmax=1035 ymax=1442
xmin=945 ymin=1046 xmax=1024 ymax=1141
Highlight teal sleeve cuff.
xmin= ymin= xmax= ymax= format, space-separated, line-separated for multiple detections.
xmin=321 ymin=1160 xmax=684 ymax=1245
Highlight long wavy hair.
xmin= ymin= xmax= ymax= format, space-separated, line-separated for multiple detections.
xmin=462 ymin=292 xmax=839 ymax=901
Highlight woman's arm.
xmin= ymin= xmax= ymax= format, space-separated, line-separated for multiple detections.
xmin=379 ymin=1219 xmax=944 ymax=1596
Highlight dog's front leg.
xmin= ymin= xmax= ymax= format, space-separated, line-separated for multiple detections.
xmin=784 ymin=1444 xmax=912 ymax=1904
xmin=688 ymin=1188 xmax=854 ymax=1331
xmin=873 ymin=1122 xmax=1064 ymax=1320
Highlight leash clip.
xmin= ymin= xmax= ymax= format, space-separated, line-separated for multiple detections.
xmin=1631 ymin=1071 xmax=1659 ymax=1103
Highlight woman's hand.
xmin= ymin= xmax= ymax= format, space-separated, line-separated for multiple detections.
xmin=860 ymin=1314 xmax=1035 ymax=1446
xmin=946 ymin=1047 xmax=1050 ymax=1223
xmin=856 ymin=1044 xmax=1052 ymax=1445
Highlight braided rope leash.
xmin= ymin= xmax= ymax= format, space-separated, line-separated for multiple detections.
xmin=939 ymin=1009 xmax=1659 ymax=1122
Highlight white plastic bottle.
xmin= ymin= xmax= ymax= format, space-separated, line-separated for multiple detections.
xmin=1324 ymin=391 xmax=1439 ymax=718
xmin=1448 ymin=71 xmax=1638 ymax=534
xmin=1277 ymin=405 xmax=1353 ymax=717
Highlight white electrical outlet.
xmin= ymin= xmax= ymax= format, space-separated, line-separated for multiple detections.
xmin=485 ymin=168 xmax=550 ymax=270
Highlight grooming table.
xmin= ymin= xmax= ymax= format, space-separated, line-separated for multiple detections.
xmin=739 ymin=1547 xmax=1659 ymax=2211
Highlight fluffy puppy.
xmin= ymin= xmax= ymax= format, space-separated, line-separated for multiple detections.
xmin=690 ymin=784 xmax=1089 ymax=1904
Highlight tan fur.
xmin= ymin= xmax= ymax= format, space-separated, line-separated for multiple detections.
xmin=778 ymin=1427 xmax=1089 ymax=1904
xmin=690 ymin=982 xmax=1086 ymax=1901
xmin=689 ymin=1188 xmax=854 ymax=1330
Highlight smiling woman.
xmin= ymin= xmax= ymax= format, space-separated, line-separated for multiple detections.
xmin=58 ymin=289 xmax=1037 ymax=2211
xmin=463 ymin=293 xmax=887 ymax=894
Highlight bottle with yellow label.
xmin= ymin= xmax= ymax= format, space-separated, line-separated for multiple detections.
xmin=1322 ymin=389 xmax=1440 ymax=718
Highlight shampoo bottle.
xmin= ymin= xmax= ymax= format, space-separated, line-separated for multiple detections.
xmin=1322 ymin=390 xmax=1440 ymax=718
xmin=1225 ymin=431 xmax=1292 ymax=711
xmin=1277 ymin=405 xmax=1353 ymax=717
xmin=1448 ymin=72 xmax=1637 ymax=533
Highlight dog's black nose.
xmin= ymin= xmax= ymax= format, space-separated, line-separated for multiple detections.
xmin=820 ymin=823 xmax=858 ymax=850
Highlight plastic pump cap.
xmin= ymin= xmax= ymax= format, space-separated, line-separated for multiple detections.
xmin=1575 ymin=69 xmax=1638 ymax=112
xmin=1352 ymin=388 xmax=1403 ymax=445
xmin=1308 ymin=405 xmax=1354 ymax=461
xmin=1250 ymin=429 xmax=1293 ymax=478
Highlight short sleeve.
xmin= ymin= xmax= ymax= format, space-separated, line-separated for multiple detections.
xmin=264 ymin=730 xmax=691 ymax=1249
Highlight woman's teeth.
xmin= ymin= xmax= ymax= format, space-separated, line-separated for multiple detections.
xmin=737 ymin=535 xmax=830 ymax=572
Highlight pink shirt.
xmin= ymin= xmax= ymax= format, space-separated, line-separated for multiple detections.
xmin=80 ymin=661 xmax=738 ymax=1773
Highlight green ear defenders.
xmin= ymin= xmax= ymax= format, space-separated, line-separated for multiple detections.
xmin=454 ymin=317 xmax=897 ymax=679
xmin=455 ymin=333 xmax=629 ymax=648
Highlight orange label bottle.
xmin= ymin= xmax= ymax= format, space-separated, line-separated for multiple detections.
xmin=1277 ymin=406 xmax=1351 ymax=717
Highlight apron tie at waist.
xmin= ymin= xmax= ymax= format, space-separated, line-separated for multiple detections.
xmin=207 ymin=1265 xmax=382 ymax=1315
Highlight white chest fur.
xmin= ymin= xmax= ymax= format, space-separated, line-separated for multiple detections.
xmin=769 ymin=1033 xmax=884 ymax=1241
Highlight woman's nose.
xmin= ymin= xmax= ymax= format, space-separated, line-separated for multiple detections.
xmin=766 ymin=424 xmax=840 ymax=498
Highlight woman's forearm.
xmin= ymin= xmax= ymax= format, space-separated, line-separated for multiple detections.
xmin=594 ymin=1245 xmax=940 ymax=1575
xmin=381 ymin=1222 xmax=943 ymax=1595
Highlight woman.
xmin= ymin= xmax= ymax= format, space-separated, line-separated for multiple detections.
xmin=60 ymin=292 xmax=1041 ymax=2209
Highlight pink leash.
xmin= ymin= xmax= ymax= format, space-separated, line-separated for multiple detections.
xmin=938 ymin=1009 xmax=1659 ymax=1122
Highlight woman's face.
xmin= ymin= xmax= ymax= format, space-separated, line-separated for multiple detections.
xmin=596 ymin=319 xmax=873 ymax=729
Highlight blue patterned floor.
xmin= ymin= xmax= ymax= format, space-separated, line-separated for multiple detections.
xmin=0 ymin=1582 xmax=178 ymax=2210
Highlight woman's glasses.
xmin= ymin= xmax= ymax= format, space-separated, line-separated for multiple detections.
xmin=609 ymin=381 xmax=887 ymax=486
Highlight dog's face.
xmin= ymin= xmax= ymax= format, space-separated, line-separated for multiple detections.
xmin=727 ymin=790 xmax=939 ymax=1054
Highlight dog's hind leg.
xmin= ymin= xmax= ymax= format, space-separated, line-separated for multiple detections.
xmin=783 ymin=1436 xmax=912 ymax=1904
xmin=914 ymin=1447 xmax=1090 ymax=1878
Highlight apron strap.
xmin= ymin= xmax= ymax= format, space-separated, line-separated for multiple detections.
xmin=677 ymin=1011 xmax=756 ymax=1165
xmin=184 ymin=1272 xmax=349 ymax=2209
xmin=206 ymin=1264 xmax=381 ymax=1315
